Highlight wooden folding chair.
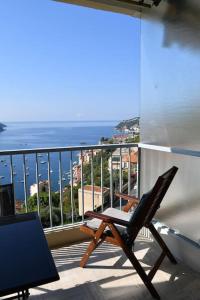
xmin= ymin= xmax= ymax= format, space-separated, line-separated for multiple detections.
xmin=80 ymin=166 xmax=178 ymax=299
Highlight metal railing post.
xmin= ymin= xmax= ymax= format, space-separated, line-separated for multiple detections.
xmin=35 ymin=153 xmax=40 ymax=216
xmin=81 ymin=150 xmax=84 ymax=221
xmin=59 ymin=152 xmax=64 ymax=226
xmin=137 ymin=146 xmax=141 ymax=199
xmin=23 ymin=154 xmax=28 ymax=212
xmin=47 ymin=152 xmax=53 ymax=228
xmin=101 ymin=149 xmax=103 ymax=212
xmin=0 ymin=143 xmax=138 ymax=229
xmin=70 ymin=151 xmax=74 ymax=224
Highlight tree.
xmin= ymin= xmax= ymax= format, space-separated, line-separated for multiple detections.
xmin=40 ymin=206 xmax=65 ymax=228
xmin=27 ymin=191 xmax=60 ymax=211
xmin=83 ymin=150 xmax=111 ymax=187
xmin=125 ymin=135 xmax=140 ymax=143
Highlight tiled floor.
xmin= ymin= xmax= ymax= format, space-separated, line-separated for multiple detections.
xmin=30 ymin=236 xmax=200 ymax=299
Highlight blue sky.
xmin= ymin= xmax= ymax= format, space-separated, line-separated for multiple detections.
xmin=0 ymin=0 xmax=140 ymax=122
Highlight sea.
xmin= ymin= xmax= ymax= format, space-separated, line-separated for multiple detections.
xmin=0 ymin=121 xmax=118 ymax=201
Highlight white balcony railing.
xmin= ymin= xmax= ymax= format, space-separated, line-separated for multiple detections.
xmin=0 ymin=143 xmax=138 ymax=230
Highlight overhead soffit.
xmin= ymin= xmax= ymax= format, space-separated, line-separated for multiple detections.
xmin=54 ymin=0 xmax=157 ymax=17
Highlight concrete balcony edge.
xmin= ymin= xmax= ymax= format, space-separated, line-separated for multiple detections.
xmin=45 ymin=224 xmax=89 ymax=249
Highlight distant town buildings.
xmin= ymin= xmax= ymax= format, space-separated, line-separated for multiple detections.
xmin=112 ymin=134 xmax=132 ymax=143
xmin=78 ymin=149 xmax=100 ymax=164
xmin=72 ymin=164 xmax=81 ymax=186
xmin=78 ymin=185 xmax=109 ymax=216
xmin=120 ymin=124 xmax=139 ymax=135
xmin=111 ymin=117 xmax=140 ymax=144
xmin=108 ymin=148 xmax=138 ymax=172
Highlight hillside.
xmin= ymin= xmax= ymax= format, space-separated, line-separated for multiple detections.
xmin=0 ymin=122 xmax=6 ymax=132
xmin=115 ymin=117 xmax=139 ymax=131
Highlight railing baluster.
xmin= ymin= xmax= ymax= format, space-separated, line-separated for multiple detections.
xmin=47 ymin=152 xmax=53 ymax=228
xmin=59 ymin=152 xmax=64 ymax=226
xmin=0 ymin=159 xmax=1 ymax=186
xmin=101 ymin=149 xmax=103 ymax=212
xmin=10 ymin=155 xmax=16 ymax=213
xmin=0 ymin=143 xmax=138 ymax=229
xmin=91 ymin=150 xmax=94 ymax=211
xmin=137 ymin=146 xmax=141 ymax=199
xmin=10 ymin=155 xmax=14 ymax=184
xmin=35 ymin=153 xmax=40 ymax=216
xmin=70 ymin=151 xmax=74 ymax=224
xmin=23 ymin=154 xmax=28 ymax=213
xmin=110 ymin=151 xmax=113 ymax=208
xmin=81 ymin=150 xmax=84 ymax=221
xmin=128 ymin=148 xmax=131 ymax=195
xmin=119 ymin=148 xmax=122 ymax=210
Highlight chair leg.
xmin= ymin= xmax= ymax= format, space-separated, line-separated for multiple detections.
xmin=80 ymin=222 xmax=106 ymax=268
xmin=80 ymin=239 xmax=97 ymax=267
xmin=148 ymin=224 xmax=177 ymax=264
xmin=125 ymin=248 xmax=161 ymax=300
xmin=108 ymin=223 xmax=161 ymax=300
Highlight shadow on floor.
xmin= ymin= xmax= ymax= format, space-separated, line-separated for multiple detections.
xmin=30 ymin=238 xmax=200 ymax=300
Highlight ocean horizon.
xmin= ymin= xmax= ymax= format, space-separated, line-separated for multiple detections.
xmin=0 ymin=121 xmax=118 ymax=200
xmin=0 ymin=121 xmax=118 ymax=150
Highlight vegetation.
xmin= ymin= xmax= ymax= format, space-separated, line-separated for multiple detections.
xmin=83 ymin=150 xmax=111 ymax=187
xmin=27 ymin=191 xmax=60 ymax=211
xmin=83 ymin=150 xmax=129 ymax=192
xmin=27 ymin=186 xmax=81 ymax=228
xmin=100 ymin=117 xmax=140 ymax=145
xmin=26 ymin=118 xmax=140 ymax=228
xmin=100 ymin=134 xmax=139 ymax=145
xmin=100 ymin=136 xmax=113 ymax=144
xmin=26 ymin=150 xmax=126 ymax=227
xmin=115 ymin=117 xmax=139 ymax=131
xmin=125 ymin=135 xmax=140 ymax=143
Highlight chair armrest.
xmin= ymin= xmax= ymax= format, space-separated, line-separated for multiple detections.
xmin=115 ymin=193 xmax=139 ymax=212
xmin=85 ymin=211 xmax=129 ymax=227
xmin=115 ymin=192 xmax=139 ymax=203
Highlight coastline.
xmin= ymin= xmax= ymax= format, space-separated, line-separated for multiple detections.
xmin=0 ymin=120 xmax=139 ymax=202
xmin=0 ymin=123 xmax=6 ymax=132
xmin=0 ymin=122 xmax=115 ymax=201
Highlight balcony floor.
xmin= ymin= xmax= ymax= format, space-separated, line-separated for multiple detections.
xmin=30 ymin=236 xmax=200 ymax=300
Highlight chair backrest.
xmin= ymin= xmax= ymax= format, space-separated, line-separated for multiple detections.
xmin=0 ymin=184 xmax=15 ymax=217
xmin=128 ymin=166 xmax=178 ymax=237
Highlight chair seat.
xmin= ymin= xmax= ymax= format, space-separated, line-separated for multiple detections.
xmin=85 ymin=207 xmax=132 ymax=235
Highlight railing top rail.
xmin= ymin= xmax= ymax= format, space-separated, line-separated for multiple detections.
xmin=139 ymin=143 xmax=200 ymax=158
xmin=1 ymin=142 xmax=200 ymax=158
xmin=0 ymin=143 xmax=138 ymax=156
